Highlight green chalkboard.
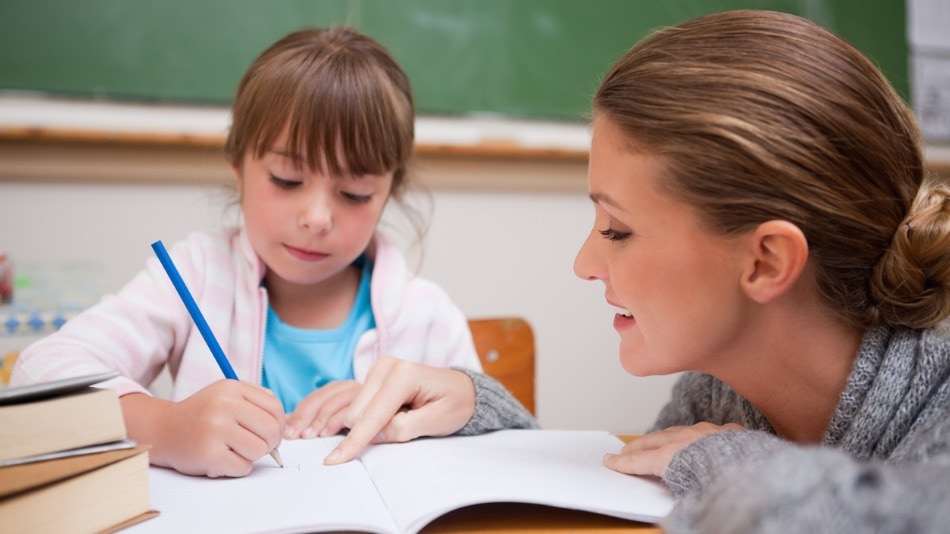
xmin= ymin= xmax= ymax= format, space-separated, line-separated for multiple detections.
xmin=0 ymin=0 xmax=907 ymax=121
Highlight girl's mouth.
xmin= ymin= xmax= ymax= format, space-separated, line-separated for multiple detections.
xmin=285 ymin=245 xmax=328 ymax=262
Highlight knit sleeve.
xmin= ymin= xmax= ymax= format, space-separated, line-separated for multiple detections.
xmin=652 ymin=372 xmax=771 ymax=432
xmin=661 ymin=429 xmax=950 ymax=533
xmin=452 ymin=368 xmax=539 ymax=435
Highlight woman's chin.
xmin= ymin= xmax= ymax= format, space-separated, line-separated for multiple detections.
xmin=619 ymin=346 xmax=671 ymax=377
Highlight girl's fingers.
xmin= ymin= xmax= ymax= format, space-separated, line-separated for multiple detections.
xmin=238 ymin=380 xmax=286 ymax=437
xmin=287 ymin=381 xmax=360 ymax=439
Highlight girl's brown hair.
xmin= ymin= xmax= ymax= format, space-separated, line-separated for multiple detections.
xmin=225 ymin=26 xmax=415 ymax=198
xmin=595 ymin=9 xmax=950 ymax=330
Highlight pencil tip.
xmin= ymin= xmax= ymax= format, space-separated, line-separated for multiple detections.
xmin=270 ymin=448 xmax=284 ymax=467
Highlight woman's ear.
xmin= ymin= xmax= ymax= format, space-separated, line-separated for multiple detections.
xmin=740 ymin=220 xmax=809 ymax=304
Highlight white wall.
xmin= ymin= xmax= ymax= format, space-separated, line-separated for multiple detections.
xmin=0 ymin=177 xmax=678 ymax=434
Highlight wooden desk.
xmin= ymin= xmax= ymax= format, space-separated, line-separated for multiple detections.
xmin=424 ymin=503 xmax=662 ymax=533
xmin=423 ymin=435 xmax=663 ymax=533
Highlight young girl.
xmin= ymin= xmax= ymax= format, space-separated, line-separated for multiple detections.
xmin=325 ymin=10 xmax=950 ymax=532
xmin=11 ymin=26 xmax=482 ymax=478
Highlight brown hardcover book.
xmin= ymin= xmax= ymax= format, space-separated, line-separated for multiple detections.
xmin=0 ymin=372 xmax=127 ymax=464
xmin=0 ymin=444 xmax=155 ymax=533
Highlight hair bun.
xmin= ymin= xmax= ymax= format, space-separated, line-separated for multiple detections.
xmin=871 ymin=181 xmax=950 ymax=328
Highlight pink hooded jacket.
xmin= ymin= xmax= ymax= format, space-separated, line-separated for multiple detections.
xmin=12 ymin=229 xmax=481 ymax=400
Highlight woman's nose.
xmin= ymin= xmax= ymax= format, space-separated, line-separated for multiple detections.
xmin=573 ymin=231 xmax=602 ymax=282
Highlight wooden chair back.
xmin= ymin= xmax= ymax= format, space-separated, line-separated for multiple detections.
xmin=468 ymin=317 xmax=536 ymax=415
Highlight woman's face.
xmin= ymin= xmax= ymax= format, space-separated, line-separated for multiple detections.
xmin=574 ymin=115 xmax=752 ymax=377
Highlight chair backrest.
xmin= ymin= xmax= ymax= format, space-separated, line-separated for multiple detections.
xmin=468 ymin=317 xmax=536 ymax=415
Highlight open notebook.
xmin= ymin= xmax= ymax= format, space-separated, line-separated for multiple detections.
xmin=126 ymin=429 xmax=674 ymax=534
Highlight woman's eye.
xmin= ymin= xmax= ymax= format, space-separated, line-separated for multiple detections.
xmin=270 ymin=175 xmax=300 ymax=189
xmin=342 ymin=191 xmax=373 ymax=204
xmin=599 ymin=228 xmax=632 ymax=242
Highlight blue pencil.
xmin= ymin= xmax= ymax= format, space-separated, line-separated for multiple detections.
xmin=151 ymin=240 xmax=237 ymax=379
xmin=151 ymin=240 xmax=283 ymax=467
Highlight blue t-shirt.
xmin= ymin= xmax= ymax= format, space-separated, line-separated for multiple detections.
xmin=261 ymin=258 xmax=375 ymax=412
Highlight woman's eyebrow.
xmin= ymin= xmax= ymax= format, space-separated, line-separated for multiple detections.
xmin=589 ymin=191 xmax=620 ymax=209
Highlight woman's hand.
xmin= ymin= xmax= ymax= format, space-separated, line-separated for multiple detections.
xmin=605 ymin=422 xmax=745 ymax=477
xmin=323 ymin=357 xmax=476 ymax=465
xmin=121 ymin=379 xmax=285 ymax=478
xmin=285 ymin=380 xmax=362 ymax=439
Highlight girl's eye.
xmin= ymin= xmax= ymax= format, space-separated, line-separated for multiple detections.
xmin=599 ymin=228 xmax=632 ymax=242
xmin=342 ymin=191 xmax=373 ymax=204
xmin=270 ymin=175 xmax=301 ymax=189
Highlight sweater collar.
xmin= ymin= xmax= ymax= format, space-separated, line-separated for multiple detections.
xmin=825 ymin=324 xmax=950 ymax=458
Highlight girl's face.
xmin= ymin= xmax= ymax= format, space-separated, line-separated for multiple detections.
xmin=574 ymin=115 xmax=751 ymax=377
xmin=235 ymin=130 xmax=393 ymax=292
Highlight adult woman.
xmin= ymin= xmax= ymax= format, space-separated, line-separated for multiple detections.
xmin=327 ymin=10 xmax=950 ymax=532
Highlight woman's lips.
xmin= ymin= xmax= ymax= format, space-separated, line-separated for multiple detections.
xmin=611 ymin=305 xmax=635 ymax=330
xmin=613 ymin=313 xmax=636 ymax=330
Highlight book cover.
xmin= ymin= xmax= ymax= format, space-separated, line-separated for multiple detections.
xmin=0 ymin=444 xmax=155 ymax=533
xmin=0 ymin=372 xmax=126 ymax=463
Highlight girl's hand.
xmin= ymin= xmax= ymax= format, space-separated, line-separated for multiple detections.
xmin=121 ymin=380 xmax=285 ymax=478
xmin=284 ymin=380 xmax=362 ymax=439
xmin=323 ymin=357 xmax=476 ymax=465
xmin=605 ymin=422 xmax=746 ymax=477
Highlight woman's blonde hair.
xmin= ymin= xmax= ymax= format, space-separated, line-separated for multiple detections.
xmin=595 ymin=9 xmax=950 ymax=330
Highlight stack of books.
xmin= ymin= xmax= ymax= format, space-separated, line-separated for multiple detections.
xmin=0 ymin=372 xmax=154 ymax=532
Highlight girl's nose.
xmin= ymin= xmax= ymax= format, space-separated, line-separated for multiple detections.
xmin=299 ymin=193 xmax=332 ymax=233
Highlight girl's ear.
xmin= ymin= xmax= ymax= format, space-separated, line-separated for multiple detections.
xmin=740 ymin=220 xmax=809 ymax=304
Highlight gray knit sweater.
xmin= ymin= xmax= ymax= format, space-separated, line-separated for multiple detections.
xmin=461 ymin=324 xmax=950 ymax=533
xmin=453 ymin=367 xmax=539 ymax=434
xmin=654 ymin=324 xmax=950 ymax=533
